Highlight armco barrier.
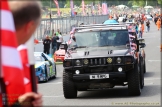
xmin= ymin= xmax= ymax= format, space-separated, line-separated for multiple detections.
xmin=33 ymin=15 xmax=108 ymax=40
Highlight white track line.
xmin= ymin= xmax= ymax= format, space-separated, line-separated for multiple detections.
xmin=43 ymin=95 xmax=63 ymax=98
xmin=144 ymin=78 xmax=161 ymax=80
xmin=39 ymin=82 xmax=62 ymax=85
xmin=148 ymin=60 xmax=161 ymax=62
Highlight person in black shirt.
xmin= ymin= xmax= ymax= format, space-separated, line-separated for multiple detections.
xmin=146 ymin=20 xmax=150 ymax=32
xmin=43 ymin=35 xmax=51 ymax=54
xmin=52 ymin=33 xmax=59 ymax=55
xmin=154 ymin=16 xmax=158 ymax=25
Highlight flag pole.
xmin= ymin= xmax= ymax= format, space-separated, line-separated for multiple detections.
xmin=25 ymin=36 xmax=37 ymax=93
xmin=0 ymin=31 xmax=8 ymax=107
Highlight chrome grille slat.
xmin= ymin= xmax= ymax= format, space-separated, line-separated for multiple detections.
xmin=91 ymin=59 xmax=93 ymax=65
xmin=104 ymin=58 xmax=106 ymax=64
xmin=99 ymin=58 xmax=102 ymax=64
xmin=95 ymin=59 xmax=97 ymax=65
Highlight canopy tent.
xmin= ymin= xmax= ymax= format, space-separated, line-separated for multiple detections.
xmin=132 ymin=5 xmax=139 ymax=8
xmin=144 ymin=6 xmax=153 ymax=9
xmin=116 ymin=5 xmax=128 ymax=8
xmin=103 ymin=20 xmax=119 ymax=24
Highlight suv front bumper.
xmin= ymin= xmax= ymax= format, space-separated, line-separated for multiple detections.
xmin=73 ymin=72 xmax=126 ymax=81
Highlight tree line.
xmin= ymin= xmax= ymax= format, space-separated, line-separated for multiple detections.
xmin=41 ymin=0 xmax=161 ymax=8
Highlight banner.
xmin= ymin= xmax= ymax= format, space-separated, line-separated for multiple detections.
xmin=53 ymin=0 xmax=61 ymax=16
xmin=82 ymin=0 xmax=85 ymax=16
xmin=98 ymin=3 xmax=101 ymax=15
xmin=102 ymin=3 xmax=108 ymax=15
xmin=70 ymin=0 xmax=75 ymax=17
xmin=91 ymin=2 xmax=94 ymax=15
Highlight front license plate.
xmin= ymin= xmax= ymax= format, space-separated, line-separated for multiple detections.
xmin=90 ymin=74 xmax=109 ymax=79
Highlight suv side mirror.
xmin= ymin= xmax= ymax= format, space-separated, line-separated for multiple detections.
xmin=137 ymin=38 xmax=146 ymax=48
xmin=60 ymin=42 xmax=68 ymax=52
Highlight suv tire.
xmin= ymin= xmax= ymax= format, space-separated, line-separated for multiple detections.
xmin=128 ymin=63 xmax=141 ymax=96
xmin=140 ymin=57 xmax=144 ymax=89
xmin=63 ymin=70 xmax=77 ymax=98
xmin=144 ymin=59 xmax=146 ymax=73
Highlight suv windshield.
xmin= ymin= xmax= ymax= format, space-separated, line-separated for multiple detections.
xmin=70 ymin=30 xmax=129 ymax=48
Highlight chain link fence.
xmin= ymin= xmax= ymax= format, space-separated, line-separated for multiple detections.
xmin=33 ymin=15 xmax=108 ymax=40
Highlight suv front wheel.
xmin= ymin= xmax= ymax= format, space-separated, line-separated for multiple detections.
xmin=127 ymin=63 xmax=141 ymax=96
xmin=63 ymin=69 xmax=77 ymax=98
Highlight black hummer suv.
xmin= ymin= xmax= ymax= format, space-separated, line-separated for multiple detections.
xmin=61 ymin=25 xmax=146 ymax=98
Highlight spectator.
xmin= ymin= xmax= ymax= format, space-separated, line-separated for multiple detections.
xmin=135 ymin=23 xmax=139 ymax=34
xmin=146 ymin=20 xmax=150 ymax=32
xmin=56 ymin=32 xmax=63 ymax=50
xmin=52 ymin=33 xmax=59 ymax=55
xmin=56 ymin=29 xmax=60 ymax=36
xmin=156 ymin=18 xmax=161 ymax=31
xmin=43 ymin=35 xmax=51 ymax=54
xmin=141 ymin=21 xmax=145 ymax=37
xmin=52 ymin=29 xmax=54 ymax=36
xmin=154 ymin=16 xmax=158 ymax=25
xmin=138 ymin=23 xmax=142 ymax=38
xmin=8 ymin=0 xmax=43 ymax=106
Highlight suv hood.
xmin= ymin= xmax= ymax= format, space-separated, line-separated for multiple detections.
xmin=67 ymin=47 xmax=130 ymax=59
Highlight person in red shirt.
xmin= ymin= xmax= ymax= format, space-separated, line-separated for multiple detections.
xmin=8 ymin=1 xmax=43 ymax=106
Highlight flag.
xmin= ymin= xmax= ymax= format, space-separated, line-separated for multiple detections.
xmin=91 ymin=2 xmax=94 ymax=15
xmin=0 ymin=85 xmax=2 ymax=107
xmin=82 ymin=0 xmax=85 ymax=16
xmin=98 ymin=3 xmax=101 ymax=15
xmin=26 ymin=36 xmax=37 ymax=92
xmin=1 ymin=0 xmax=25 ymax=105
xmin=68 ymin=28 xmax=76 ymax=44
xmin=17 ymin=45 xmax=32 ymax=92
xmin=53 ymin=0 xmax=60 ymax=16
xmin=102 ymin=3 xmax=108 ymax=15
xmin=70 ymin=0 xmax=75 ymax=17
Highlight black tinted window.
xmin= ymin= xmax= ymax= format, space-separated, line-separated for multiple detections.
xmin=71 ymin=30 xmax=129 ymax=47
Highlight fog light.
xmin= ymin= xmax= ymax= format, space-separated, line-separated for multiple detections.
xmin=118 ymin=67 xmax=122 ymax=72
xmin=75 ymin=70 xmax=80 ymax=74
xmin=76 ymin=60 xmax=81 ymax=66
xmin=117 ymin=57 xmax=122 ymax=63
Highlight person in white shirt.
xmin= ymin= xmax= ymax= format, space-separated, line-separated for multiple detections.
xmin=138 ymin=23 xmax=142 ymax=38
xmin=56 ymin=32 xmax=63 ymax=50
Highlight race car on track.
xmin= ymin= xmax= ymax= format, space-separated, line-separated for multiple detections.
xmin=54 ymin=47 xmax=65 ymax=62
xmin=34 ymin=52 xmax=57 ymax=82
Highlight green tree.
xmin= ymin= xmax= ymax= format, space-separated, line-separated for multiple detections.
xmin=157 ymin=0 xmax=162 ymax=4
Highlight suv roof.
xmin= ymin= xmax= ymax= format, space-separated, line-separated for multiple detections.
xmin=77 ymin=27 xmax=127 ymax=32
xmin=75 ymin=25 xmax=127 ymax=32
xmin=79 ymin=24 xmax=124 ymax=27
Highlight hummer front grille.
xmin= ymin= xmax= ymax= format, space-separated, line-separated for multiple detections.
xmin=86 ymin=58 xmax=113 ymax=65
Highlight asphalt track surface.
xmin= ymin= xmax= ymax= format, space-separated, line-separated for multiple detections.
xmin=38 ymin=22 xmax=161 ymax=106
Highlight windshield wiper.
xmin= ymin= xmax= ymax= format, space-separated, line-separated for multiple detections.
xmin=76 ymin=46 xmax=88 ymax=48
xmin=100 ymin=45 xmax=113 ymax=47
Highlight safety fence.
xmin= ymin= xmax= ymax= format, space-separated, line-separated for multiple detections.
xmin=33 ymin=15 xmax=108 ymax=40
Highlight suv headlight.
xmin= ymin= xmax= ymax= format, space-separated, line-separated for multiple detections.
xmin=125 ymin=57 xmax=132 ymax=64
xmin=63 ymin=60 xmax=71 ymax=67
xmin=116 ymin=57 xmax=122 ymax=64
xmin=75 ymin=60 xmax=81 ymax=66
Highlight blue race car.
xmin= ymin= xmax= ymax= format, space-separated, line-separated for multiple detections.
xmin=34 ymin=52 xmax=57 ymax=82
